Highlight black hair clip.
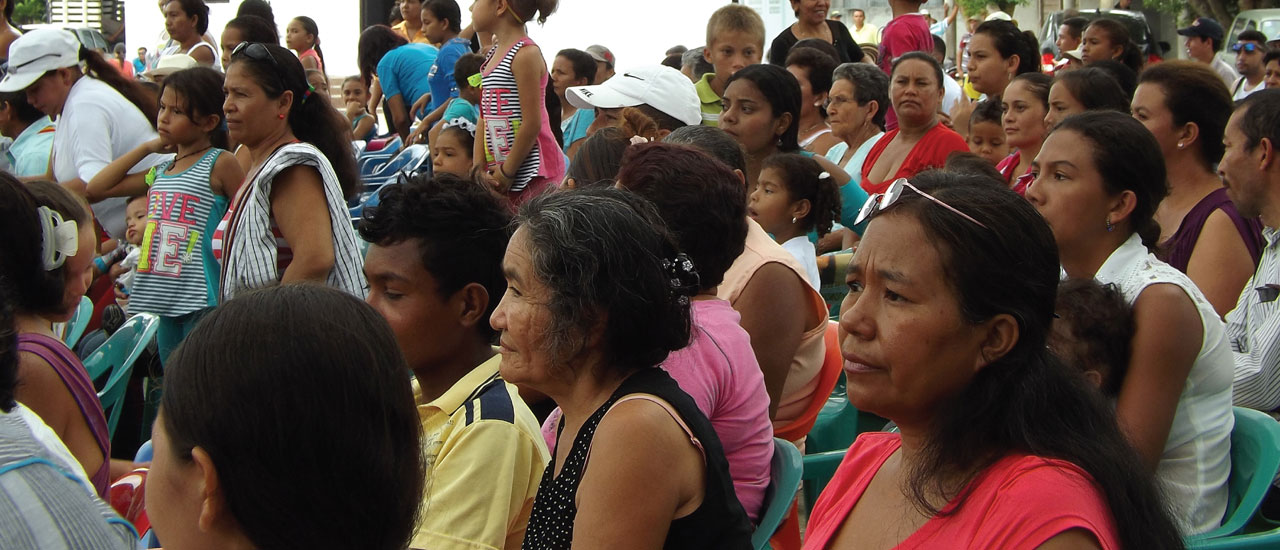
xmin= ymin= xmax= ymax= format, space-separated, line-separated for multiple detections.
xmin=1257 ymin=284 xmax=1280 ymax=304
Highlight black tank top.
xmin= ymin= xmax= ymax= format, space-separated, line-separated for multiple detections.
xmin=521 ymin=367 xmax=753 ymax=550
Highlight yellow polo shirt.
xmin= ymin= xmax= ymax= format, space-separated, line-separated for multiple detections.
xmin=392 ymin=21 xmax=433 ymax=44
xmin=410 ymin=353 xmax=550 ymax=550
xmin=696 ymin=73 xmax=724 ymax=127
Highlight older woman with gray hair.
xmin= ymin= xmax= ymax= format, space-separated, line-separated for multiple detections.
xmin=495 ymin=187 xmax=752 ymax=549
xmin=823 ymin=62 xmax=888 ymax=232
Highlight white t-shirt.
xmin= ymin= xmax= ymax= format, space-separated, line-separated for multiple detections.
xmin=1233 ymin=76 xmax=1265 ymax=101
xmin=53 ymin=77 xmax=167 ymax=239
xmin=942 ymin=75 xmax=963 ymax=119
xmin=1211 ymin=56 xmax=1239 ymax=90
xmin=1094 ymin=233 xmax=1234 ymax=535
xmin=781 ymin=236 xmax=820 ymax=290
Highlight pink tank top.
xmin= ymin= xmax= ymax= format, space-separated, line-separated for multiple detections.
xmin=17 ymin=333 xmax=111 ymax=497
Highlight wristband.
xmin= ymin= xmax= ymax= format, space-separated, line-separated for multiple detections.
xmin=499 ymin=164 xmax=515 ymax=180
xmin=94 ymin=256 xmax=108 ymax=273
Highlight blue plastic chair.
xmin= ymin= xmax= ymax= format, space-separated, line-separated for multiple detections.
xmin=83 ymin=314 xmax=159 ymax=438
xmin=62 ymin=295 xmax=94 ymax=349
xmin=357 ymin=136 xmax=403 ymax=176
xmin=1186 ymin=407 xmax=1280 ymax=545
xmin=752 ymin=438 xmax=803 ymax=550
xmin=133 ymin=440 xmax=153 ymax=463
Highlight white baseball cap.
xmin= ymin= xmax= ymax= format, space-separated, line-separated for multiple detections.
xmin=565 ymin=65 xmax=701 ymax=127
xmin=0 ymin=28 xmax=82 ymax=92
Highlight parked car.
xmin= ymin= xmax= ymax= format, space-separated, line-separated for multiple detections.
xmin=1226 ymin=9 xmax=1280 ymax=45
xmin=1039 ymin=9 xmax=1163 ymax=59
xmin=20 ymin=24 xmax=111 ymax=55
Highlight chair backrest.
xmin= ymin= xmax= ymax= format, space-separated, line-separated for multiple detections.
xmin=1194 ymin=407 xmax=1280 ymax=540
xmin=752 ymin=438 xmax=803 ymax=550
xmin=62 ymin=295 xmax=94 ymax=349
xmin=82 ymin=314 xmax=159 ymax=438
xmin=773 ymin=321 xmax=844 ymax=443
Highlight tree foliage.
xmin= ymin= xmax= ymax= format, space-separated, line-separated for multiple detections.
xmin=956 ymin=0 xmax=1031 ymax=20
xmin=13 ymin=0 xmax=46 ymax=25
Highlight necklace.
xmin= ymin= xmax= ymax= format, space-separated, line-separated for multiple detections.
xmin=801 ymin=120 xmax=828 ymax=138
xmin=171 ymin=145 xmax=211 ymax=166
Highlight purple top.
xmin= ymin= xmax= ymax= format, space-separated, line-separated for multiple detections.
xmin=1158 ymin=188 xmax=1263 ymax=273
xmin=17 ymin=333 xmax=111 ymax=497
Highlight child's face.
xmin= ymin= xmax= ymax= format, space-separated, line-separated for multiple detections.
xmin=747 ymin=166 xmax=799 ymax=237
xmin=307 ymin=71 xmax=329 ymax=94
xmin=124 ymin=196 xmax=148 ymax=246
xmin=156 ymin=87 xmax=205 ymax=147
xmin=468 ymin=0 xmax=501 ymax=32
xmin=285 ymin=19 xmax=313 ymax=52
xmin=967 ymin=120 xmax=1009 ymax=166
xmin=705 ymin=30 xmax=763 ymax=81
xmin=431 ymin=130 xmax=473 ymax=177
xmin=342 ymin=80 xmax=369 ymax=105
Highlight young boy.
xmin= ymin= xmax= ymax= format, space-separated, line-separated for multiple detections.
xmin=358 ymin=173 xmax=549 ymax=550
xmin=697 ymin=4 xmax=765 ymax=127
xmin=966 ymin=99 xmax=1008 ymax=166
xmin=408 ymin=53 xmax=483 ymax=146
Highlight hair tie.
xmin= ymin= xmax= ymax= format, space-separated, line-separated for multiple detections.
xmin=818 ymin=171 xmax=831 ymax=181
xmin=301 ymin=83 xmax=315 ymax=105
xmin=442 ymin=117 xmax=476 ymax=136
xmin=509 ymin=9 xmax=525 ymax=24
xmin=661 ymin=253 xmax=700 ymax=304
xmin=37 ymin=206 xmax=79 ymax=271
xmin=629 ymin=135 xmax=651 ymax=146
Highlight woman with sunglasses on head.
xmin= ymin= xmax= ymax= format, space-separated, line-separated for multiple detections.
xmin=214 ymin=42 xmax=365 ymax=300
xmin=861 ymin=52 xmax=967 ymax=195
xmin=1027 ymin=111 xmax=1234 ymax=536
xmin=805 ymin=172 xmax=1183 ymax=549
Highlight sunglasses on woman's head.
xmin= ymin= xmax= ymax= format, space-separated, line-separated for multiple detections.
xmin=1232 ymin=42 xmax=1262 ymax=53
xmin=854 ymin=178 xmax=988 ymax=228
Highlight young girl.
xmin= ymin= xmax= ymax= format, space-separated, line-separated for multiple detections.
xmin=470 ymin=0 xmax=565 ymax=207
xmin=286 ymin=16 xmax=325 ymax=73
xmin=748 ymin=152 xmax=840 ymax=290
xmin=342 ymin=75 xmax=378 ymax=141
xmin=85 ymin=67 xmax=244 ymax=364
xmin=431 ymin=118 xmax=475 ymax=177
xmin=966 ymin=99 xmax=1008 ymax=166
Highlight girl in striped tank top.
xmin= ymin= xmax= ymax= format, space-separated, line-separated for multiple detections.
xmin=86 ymin=67 xmax=244 ymax=363
xmin=471 ymin=0 xmax=565 ymax=208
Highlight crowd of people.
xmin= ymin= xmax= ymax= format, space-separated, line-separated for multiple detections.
xmin=4 ymin=0 xmax=1280 ymax=548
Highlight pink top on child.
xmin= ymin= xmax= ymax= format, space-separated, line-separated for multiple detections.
xmin=804 ymin=432 xmax=1121 ymax=549
xmin=298 ymin=48 xmax=323 ymax=73
xmin=480 ymin=37 xmax=565 ymax=206
xmin=541 ymin=299 xmax=775 ymax=522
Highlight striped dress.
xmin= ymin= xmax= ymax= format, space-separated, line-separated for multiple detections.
xmin=480 ymin=37 xmax=564 ymax=203
xmin=212 ymin=142 xmax=366 ymax=301
xmin=128 ymin=149 xmax=222 ymax=317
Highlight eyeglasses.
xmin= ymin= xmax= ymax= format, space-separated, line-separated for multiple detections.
xmin=854 ymin=178 xmax=988 ymax=228
xmin=1232 ymin=42 xmax=1262 ymax=53
xmin=823 ymin=95 xmax=857 ymax=110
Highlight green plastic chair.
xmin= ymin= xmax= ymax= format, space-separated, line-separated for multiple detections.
xmin=62 ymin=296 xmax=94 ymax=349
xmin=801 ymin=449 xmax=846 ymax=511
xmin=1186 ymin=407 xmax=1280 ymax=545
xmin=752 ymin=438 xmax=803 ymax=550
xmin=1188 ymin=528 xmax=1280 ymax=549
xmin=82 ymin=314 xmax=159 ymax=438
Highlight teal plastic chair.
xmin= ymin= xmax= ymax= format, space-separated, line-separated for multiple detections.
xmin=752 ymin=438 xmax=803 ymax=550
xmin=83 ymin=314 xmax=159 ymax=438
xmin=1189 ymin=528 xmax=1280 ymax=549
xmin=801 ymin=449 xmax=846 ymax=511
xmin=1186 ymin=407 xmax=1280 ymax=545
xmin=62 ymin=296 xmax=94 ymax=349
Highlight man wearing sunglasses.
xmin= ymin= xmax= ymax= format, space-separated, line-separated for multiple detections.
xmin=1231 ymin=30 xmax=1269 ymax=101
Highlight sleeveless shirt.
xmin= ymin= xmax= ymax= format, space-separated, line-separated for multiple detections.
xmin=522 ymin=368 xmax=753 ymax=550
xmin=480 ymin=37 xmax=565 ymax=197
xmin=16 ymin=334 xmax=110 ymax=497
xmin=1157 ymin=187 xmax=1263 ymax=274
xmin=128 ymin=149 xmax=222 ymax=317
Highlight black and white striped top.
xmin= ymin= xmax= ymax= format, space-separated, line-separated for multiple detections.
xmin=480 ymin=37 xmax=541 ymax=193
xmin=218 ymin=143 xmax=366 ymax=301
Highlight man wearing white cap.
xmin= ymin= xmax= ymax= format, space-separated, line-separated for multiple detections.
xmin=565 ymin=64 xmax=701 ymax=149
xmin=0 ymin=28 xmax=167 ymax=239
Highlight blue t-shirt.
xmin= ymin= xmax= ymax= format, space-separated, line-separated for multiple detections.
xmin=377 ymin=43 xmax=438 ymax=116
xmin=561 ymin=108 xmax=595 ymax=149
xmin=427 ymin=37 xmax=472 ymax=113
xmin=441 ymin=97 xmax=478 ymax=125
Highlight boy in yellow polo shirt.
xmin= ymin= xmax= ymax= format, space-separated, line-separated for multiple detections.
xmin=696 ymin=5 xmax=765 ymax=126
xmin=359 ymin=173 xmax=549 ymax=550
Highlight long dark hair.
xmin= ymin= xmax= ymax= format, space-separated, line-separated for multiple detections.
xmin=357 ymin=25 xmax=408 ymax=89
xmin=1086 ymin=19 xmax=1144 ymax=74
xmin=0 ymin=281 xmax=15 ymax=413
xmin=226 ymin=15 xmax=279 ymax=45
xmin=81 ymin=46 xmax=157 ymax=126
xmin=726 ymin=64 xmax=801 ymax=153
xmin=874 ymin=171 xmax=1183 ymax=550
xmin=1053 ymin=111 xmax=1166 ymax=247
xmin=162 ymin=284 xmax=425 ymax=550
xmin=1054 ymin=67 xmax=1130 ymax=115
xmin=229 ymin=43 xmax=358 ymax=199
xmin=158 ymin=67 xmax=229 ymax=150
xmin=1138 ymin=60 xmax=1232 ymax=166
xmin=291 ymin=16 xmax=326 ymax=71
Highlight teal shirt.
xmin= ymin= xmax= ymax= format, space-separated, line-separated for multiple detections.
xmin=7 ymin=117 xmax=55 ymax=178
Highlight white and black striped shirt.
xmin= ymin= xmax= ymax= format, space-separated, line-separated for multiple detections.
xmin=1228 ymin=227 xmax=1280 ymax=411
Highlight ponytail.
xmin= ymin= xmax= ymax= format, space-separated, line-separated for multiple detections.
xmin=80 ymin=46 xmax=157 ymax=127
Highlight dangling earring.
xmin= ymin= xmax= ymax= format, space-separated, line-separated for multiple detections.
xmin=1105 ymin=217 xmax=1114 ymax=232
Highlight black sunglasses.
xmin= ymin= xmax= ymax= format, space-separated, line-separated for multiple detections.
xmin=230 ymin=42 xmax=289 ymax=91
